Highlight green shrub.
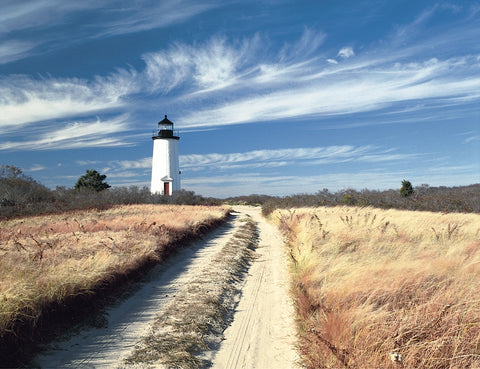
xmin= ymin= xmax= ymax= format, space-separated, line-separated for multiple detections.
xmin=400 ymin=179 xmax=414 ymax=197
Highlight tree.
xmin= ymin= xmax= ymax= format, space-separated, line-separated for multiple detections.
xmin=400 ymin=179 xmax=414 ymax=197
xmin=0 ymin=165 xmax=23 ymax=179
xmin=0 ymin=165 xmax=53 ymax=206
xmin=75 ymin=169 xmax=111 ymax=192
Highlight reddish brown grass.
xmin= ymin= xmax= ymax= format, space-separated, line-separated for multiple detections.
xmin=271 ymin=206 xmax=480 ymax=369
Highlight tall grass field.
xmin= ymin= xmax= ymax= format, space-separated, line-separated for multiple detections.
xmin=271 ymin=206 xmax=480 ymax=369
xmin=0 ymin=204 xmax=228 ymax=364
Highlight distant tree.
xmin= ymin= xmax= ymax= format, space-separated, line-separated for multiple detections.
xmin=399 ymin=179 xmax=414 ymax=197
xmin=0 ymin=165 xmax=23 ymax=179
xmin=0 ymin=165 xmax=53 ymax=207
xmin=75 ymin=169 xmax=111 ymax=192
xmin=341 ymin=189 xmax=357 ymax=205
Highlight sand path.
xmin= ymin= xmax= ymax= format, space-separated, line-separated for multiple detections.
xmin=210 ymin=206 xmax=298 ymax=369
xmin=31 ymin=206 xmax=298 ymax=368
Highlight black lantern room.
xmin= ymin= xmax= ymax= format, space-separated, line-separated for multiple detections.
xmin=153 ymin=115 xmax=179 ymax=140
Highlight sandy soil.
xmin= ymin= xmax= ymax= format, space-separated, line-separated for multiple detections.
xmin=30 ymin=206 xmax=298 ymax=368
xmin=211 ymin=206 xmax=299 ymax=369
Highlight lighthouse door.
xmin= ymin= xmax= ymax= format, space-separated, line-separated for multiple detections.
xmin=163 ymin=182 xmax=170 ymax=195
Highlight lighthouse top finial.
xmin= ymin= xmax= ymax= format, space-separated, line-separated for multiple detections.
xmin=158 ymin=115 xmax=173 ymax=125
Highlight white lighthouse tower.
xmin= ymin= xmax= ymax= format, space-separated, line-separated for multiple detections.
xmin=151 ymin=115 xmax=181 ymax=195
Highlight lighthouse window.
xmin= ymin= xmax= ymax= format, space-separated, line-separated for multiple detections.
xmin=160 ymin=124 xmax=171 ymax=131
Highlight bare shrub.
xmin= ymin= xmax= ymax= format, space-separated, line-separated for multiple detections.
xmin=262 ymin=184 xmax=480 ymax=216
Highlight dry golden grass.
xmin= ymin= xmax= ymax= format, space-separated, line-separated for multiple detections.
xmin=0 ymin=204 xmax=228 ymax=355
xmin=271 ymin=206 xmax=480 ymax=369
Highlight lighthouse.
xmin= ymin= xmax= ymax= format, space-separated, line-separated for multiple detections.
xmin=151 ymin=115 xmax=181 ymax=195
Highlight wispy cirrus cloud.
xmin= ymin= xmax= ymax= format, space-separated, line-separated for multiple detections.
xmin=458 ymin=131 xmax=480 ymax=144
xmin=96 ymin=1 xmax=219 ymax=38
xmin=116 ymin=157 xmax=152 ymax=170
xmin=141 ymin=27 xmax=328 ymax=95
xmin=180 ymin=146 xmax=419 ymax=171
xmin=143 ymin=35 xmax=263 ymax=93
xmin=27 ymin=164 xmax=47 ymax=172
xmin=279 ymin=28 xmax=326 ymax=61
xmin=180 ymin=146 xmax=364 ymax=170
xmin=2 ymin=3 xmax=479 ymax=150
xmin=90 ymin=144 xmax=425 ymax=194
xmin=465 ymin=135 xmax=480 ymax=143
xmin=111 ymin=145 xmax=419 ymax=174
xmin=0 ymin=114 xmax=131 ymax=151
xmin=0 ymin=0 xmax=96 ymax=34
xmin=0 ymin=0 xmax=219 ymax=63
xmin=177 ymin=54 xmax=480 ymax=128
xmin=0 ymin=40 xmax=37 ymax=64
xmin=0 ymin=68 xmax=137 ymax=131
xmin=117 ymin=6 xmax=480 ymax=130
xmin=0 ymin=0 xmax=100 ymax=63
xmin=178 ymin=38 xmax=480 ymax=131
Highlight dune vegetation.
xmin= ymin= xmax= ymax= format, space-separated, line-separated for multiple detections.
xmin=0 ymin=204 xmax=228 ymax=364
xmin=271 ymin=206 xmax=480 ymax=369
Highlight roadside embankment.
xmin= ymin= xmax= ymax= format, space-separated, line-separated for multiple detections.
xmin=0 ymin=204 xmax=229 ymax=367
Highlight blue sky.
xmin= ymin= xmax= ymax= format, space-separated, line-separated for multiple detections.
xmin=1 ymin=0 xmax=479 ymax=197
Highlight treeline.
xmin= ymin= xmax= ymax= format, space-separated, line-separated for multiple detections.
xmin=0 ymin=165 xmax=220 ymax=219
xmin=2 ymin=165 xmax=479 ymax=219
xmin=224 ymin=184 xmax=480 ymax=216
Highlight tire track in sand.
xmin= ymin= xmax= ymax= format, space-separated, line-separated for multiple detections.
xmin=221 ymin=250 xmax=266 ymax=369
xmin=211 ymin=206 xmax=299 ymax=369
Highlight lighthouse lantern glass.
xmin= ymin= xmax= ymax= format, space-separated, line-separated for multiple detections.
xmin=159 ymin=123 xmax=172 ymax=131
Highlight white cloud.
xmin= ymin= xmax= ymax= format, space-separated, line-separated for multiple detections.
xmin=2 ymin=16 xmax=479 ymax=151
xmin=0 ymin=0 xmax=95 ymax=34
xmin=94 ymin=1 xmax=219 ymax=38
xmin=27 ymin=164 xmax=46 ymax=172
xmin=0 ymin=40 xmax=37 ymax=64
xmin=177 ymin=52 xmax=480 ymax=128
xmin=193 ymin=38 xmax=244 ymax=89
xmin=141 ymin=29 xmax=326 ymax=96
xmin=108 ymin=145 xmax=418 ymax=186
xmin=464 ymin=135 xmax=480 ymax=143
xmin=116 ymin=157 xmax=152 ymax=170
xmin=279 ymin=27 xmax=325 ymax=61
xmin=143 ymin=35 xmax=261 ymax=93
xmin=0 ymin=115 xmax=131 ymax=151
xmin=179 ymin=146 xmax=416 ymax=171
xmin=337 ymin=46 xmax=354 ymax=59
xmin=5 ymin=26 xmax=479 ymax=138
xmin=0 ymin=69 xmax=137 ymax=131
xmin=76 ymin=160 xmax=100 ymax=166
xmin=0 ymin=1 xmax=219 ymax=63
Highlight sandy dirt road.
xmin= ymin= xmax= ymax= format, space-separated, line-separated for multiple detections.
xmin=211 ymin=206 xmax=298 ymax=369
xmin=31 ymin=206 xmax=298 ymax=368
